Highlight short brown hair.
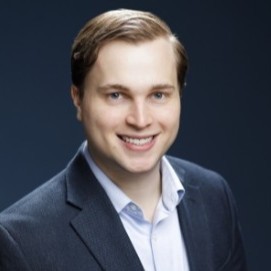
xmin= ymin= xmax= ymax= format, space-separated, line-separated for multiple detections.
xmin=71 ymin=9 xmax=188 ymax=97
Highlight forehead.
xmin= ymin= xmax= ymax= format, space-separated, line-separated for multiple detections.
xmin=95 ymin=38 xmax=176 ymax=74
xmin=97 ymin=37 xmax=175 ymax=63
xmin=86 ymin=38 xmax=178 ymax=90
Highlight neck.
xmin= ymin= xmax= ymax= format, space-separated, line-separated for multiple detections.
xmin=106 ymin=163 xmax=162 ymax=222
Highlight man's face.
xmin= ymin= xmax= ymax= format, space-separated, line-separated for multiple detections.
xmin=72 ymin=38 xmax=181 ymax=180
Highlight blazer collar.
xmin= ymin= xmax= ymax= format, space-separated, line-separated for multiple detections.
xmin=65 ymin=146 xmax=144 ymax=271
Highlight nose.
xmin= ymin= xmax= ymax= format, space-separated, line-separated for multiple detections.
xmin=126 ymin=100 xmax=153 ymax=129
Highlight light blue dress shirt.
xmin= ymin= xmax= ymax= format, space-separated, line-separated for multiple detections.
xmin=83 ymin=142 xmax=190 ymax=271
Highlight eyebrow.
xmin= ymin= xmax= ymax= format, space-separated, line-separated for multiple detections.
xmin=151 ymin=84 xmax=175 ymax=91
xmin=98 ymin=84 xmax=129 ymax=92
xmin=98 ymin=83 xmax=175 ymax=92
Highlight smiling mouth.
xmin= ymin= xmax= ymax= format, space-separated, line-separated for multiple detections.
xmin=119 ymin=135 xmax=155 ymax=146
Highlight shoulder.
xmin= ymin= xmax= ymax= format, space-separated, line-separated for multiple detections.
xmin=166 ymin=155 xmax=226 ymax=187
xmin=166 ymin=155 xmax=235 ymax=206
xmin=167 ymin=155 xmax=238 ymax=221
xmin=0 ymin=168 xmax=69 ymax=230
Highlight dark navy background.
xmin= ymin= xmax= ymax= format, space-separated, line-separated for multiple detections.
xmin=0 ymin=1 xmax=270 ymax=270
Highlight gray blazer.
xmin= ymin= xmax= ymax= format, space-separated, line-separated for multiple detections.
xmin=0 ymin=146 xmax=247 ymax=270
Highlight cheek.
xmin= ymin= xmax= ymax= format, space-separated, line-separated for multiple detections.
xmin=84 ymin=107 xmax=125 ymax=133
xmin=161 ymin=102 xmax=181 ymax=123
xmin=159 ymin=103 xmax=181 ymax=135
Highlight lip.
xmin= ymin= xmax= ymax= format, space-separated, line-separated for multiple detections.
xmin=117 ymin=134 xmax=158 ymax=151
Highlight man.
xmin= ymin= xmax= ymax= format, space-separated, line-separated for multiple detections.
xmin=0 ymin=9 xmax=247 ymax=270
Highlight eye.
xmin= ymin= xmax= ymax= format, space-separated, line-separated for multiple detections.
xmin=109 ymin=92 xmax=121 ymax=100
xmin=152 ymin=92 xmax=165 ymax=99
xmin=106 ymin=91 xmax=125 ymax=104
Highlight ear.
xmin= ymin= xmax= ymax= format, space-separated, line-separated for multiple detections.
xmin=71 ymin=85 xmax=82 ymax=121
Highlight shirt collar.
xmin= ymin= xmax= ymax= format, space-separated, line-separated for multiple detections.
xmin=160 ymin=156 xmax=185 ymax=211
xmin=82 ymin=141 xmax=185 ymax=214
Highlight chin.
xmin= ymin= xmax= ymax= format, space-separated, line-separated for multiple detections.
xmin=124 ymin=160 xmax=159 ymax=174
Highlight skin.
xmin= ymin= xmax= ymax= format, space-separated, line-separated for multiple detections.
xmin=72 ymin=37 xmax=181 ymax=220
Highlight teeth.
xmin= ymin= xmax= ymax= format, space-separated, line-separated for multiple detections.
xmin=122 ymin=136 xmax=153 ymax=146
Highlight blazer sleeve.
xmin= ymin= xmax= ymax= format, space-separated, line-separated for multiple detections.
xmin=0 ymin=223 xmax=31 ymax=271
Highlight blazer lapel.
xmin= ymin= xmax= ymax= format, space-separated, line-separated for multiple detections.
xmin=177 ymin=185 xmax=214 ymax=271
xmin=169 ymin=158 xmax=214 ymax=271
xmin=65 ymin=149 xmax=144 ymax=271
